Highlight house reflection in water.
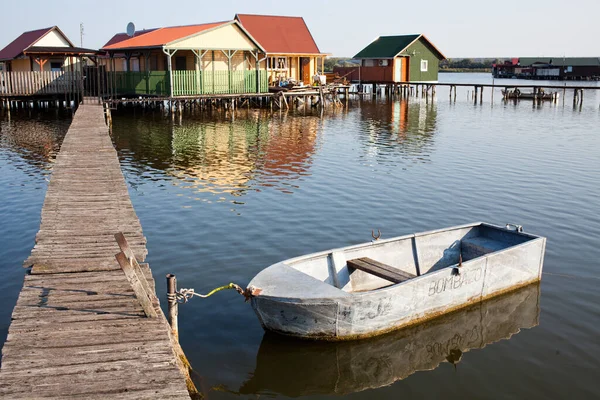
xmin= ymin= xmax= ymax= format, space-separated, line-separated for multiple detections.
xmin=168 ymin=113 xmax=320 ymax=197
xmin=358 ymin=98 xmax=438 ymax=164
xmin=0 ymin=115 xmax=70 ymax=172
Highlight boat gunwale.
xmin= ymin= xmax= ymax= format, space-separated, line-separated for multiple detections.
xmin=252 ymin=222 xmax=545 ymax=303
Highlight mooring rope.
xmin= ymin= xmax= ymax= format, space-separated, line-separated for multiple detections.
xmin=168 ymin=283 xmax=260 ymax=304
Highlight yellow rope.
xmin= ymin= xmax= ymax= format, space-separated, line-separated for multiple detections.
xmin=194 ymin=283 xmax=237 ymax=298
xmin=176 ymin=283 xmax=244 ymax=303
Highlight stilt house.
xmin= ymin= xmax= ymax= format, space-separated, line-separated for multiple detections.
xmin=335 ymin=34 xmax=445 ymax=83
xmin=100 ymin=21 xmax=267 ymax=96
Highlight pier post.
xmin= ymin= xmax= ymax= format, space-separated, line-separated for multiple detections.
xmin=167 ymin=274 xmax=179 ymax=340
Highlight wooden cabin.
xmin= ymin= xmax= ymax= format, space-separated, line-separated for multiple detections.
xmin=0 ymin=26 xmax=97 ymax=97
xmin=0 ymin=26 xmax=96 ymax=72
xmin=334 ymin=34 xmax=445 ymax=84
xmin=235 ymin=14 xmax=326 ymax=86
xmin=100 ymin=20 xmax=267 ymax=96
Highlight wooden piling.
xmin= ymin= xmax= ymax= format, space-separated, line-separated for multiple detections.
xmin=167 ymin=274 xmax=179 ymax=340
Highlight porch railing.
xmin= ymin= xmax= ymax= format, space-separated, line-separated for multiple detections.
xmin=109 ymin=70 xmax=268 ymax=97
xmin=0 ymin=71 xmax=82 ymax=96
xmin=172 ymin=70 xmax=268 ymax=96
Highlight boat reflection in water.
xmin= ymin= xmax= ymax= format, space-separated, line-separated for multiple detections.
xmin=240 ymin=283 xmax=540 ymax=397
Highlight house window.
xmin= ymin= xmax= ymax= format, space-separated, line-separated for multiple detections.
xmin=421 ymin=59 xmax=428 ymax=72
xmin=267 ymin=57 xmax=288 ymax=70
xmin=131 ymin=58 xmax=140 ymax=72
xmin=50 ymin=62 xmax=63 ymax=71
xmin=378 ymin=59 xmax=389 ymax=67
xmin=364 ymin=59 xmax=375 ymax=67
xmin=175 ymin=56 xmax=187 ymax=71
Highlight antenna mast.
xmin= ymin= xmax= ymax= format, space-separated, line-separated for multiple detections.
xmin=80 ymin=23 xmax=84 ymax=47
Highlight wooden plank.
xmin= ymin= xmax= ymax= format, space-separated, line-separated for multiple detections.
xmin=114 ymin=232 xmax=157 ymax=303
xmin=0 ymin=103 xmax=191 ymax=399
xmin=115 ymin=252 xmax=157 ymax=318
xmin=347 ymin=257 xmax=416 ymax=283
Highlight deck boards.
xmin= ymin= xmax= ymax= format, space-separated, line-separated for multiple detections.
xmin=0 ymin=103 xmax=190 ymax=399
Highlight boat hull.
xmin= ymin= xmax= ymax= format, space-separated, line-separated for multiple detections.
xmin=249 ymin=223 xmax=546 ymax=340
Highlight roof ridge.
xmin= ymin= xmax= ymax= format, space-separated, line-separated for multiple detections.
xmin=236 ymin=13 xmax=304 ymax=19
xmin=379 ymin=33 xmax=421 ymax=38
xmin=21 ymin=26 xmax=54 ymax=34
xmin=160 ymin=20 xmax=230 ymax=29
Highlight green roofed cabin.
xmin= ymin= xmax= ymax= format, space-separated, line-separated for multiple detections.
xmin=335 ymin=34 xmax=445 ymax=83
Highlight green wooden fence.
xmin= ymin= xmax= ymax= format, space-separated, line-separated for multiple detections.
xmin=112 ymin=70 xmax=267 ymax=97
xmin=113 ymin=72 xmax=170 ymax=96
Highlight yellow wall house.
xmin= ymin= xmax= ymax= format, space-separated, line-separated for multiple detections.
xmin=100 ymin=20 xmax=268 ymax=96
xmin=0 ymin=26 xmax=96 ymax=73
xmin=235 ymin=14 xmax=327 ymax=86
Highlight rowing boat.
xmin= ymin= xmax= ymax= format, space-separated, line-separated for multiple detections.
xmin=247 ymin=222 xmax=546 ymax=340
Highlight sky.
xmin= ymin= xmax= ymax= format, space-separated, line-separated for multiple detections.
xmin=1 ymin=0 xmax=598 ymax=58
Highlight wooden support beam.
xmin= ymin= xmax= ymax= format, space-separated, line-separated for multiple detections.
xmin=115 ymin=251 xmax=158 ymax=318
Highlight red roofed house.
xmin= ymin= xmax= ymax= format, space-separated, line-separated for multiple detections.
xmin=100 ymin=20 xmax=267 ymax=96
xmin=0 ymin=26 xmax=97 ymax=96
xmin=235 ymin=14 xmax=326 ymax=85
xmin=0 ymin=26 xmax=96 ymax=72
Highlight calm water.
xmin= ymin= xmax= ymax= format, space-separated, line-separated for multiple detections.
xmin=1 ymin=73 xmax=599 ymax=398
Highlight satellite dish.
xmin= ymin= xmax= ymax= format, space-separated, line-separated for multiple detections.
xmin=126 ymin=22 xmax=135 ymax=37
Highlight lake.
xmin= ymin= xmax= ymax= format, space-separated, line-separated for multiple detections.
xmin=1 ymin=73 xmax=599 ymax=399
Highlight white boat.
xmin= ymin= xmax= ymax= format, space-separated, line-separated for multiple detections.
xmin=248 ymin=222 xmax=546 ymax=340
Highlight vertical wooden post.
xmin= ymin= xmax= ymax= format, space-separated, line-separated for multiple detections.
xmin=167 ymin=274 xmax=179 ymax=340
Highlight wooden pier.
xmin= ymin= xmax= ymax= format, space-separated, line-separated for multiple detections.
xmin=0 ymin=101 xmax=192 ymax=398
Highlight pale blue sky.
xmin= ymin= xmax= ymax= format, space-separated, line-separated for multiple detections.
xmin=1 ymin=0 xmax=598 ymax=58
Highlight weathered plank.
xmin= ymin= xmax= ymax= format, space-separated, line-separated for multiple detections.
xmin=0 ymin=103 xmax=191 ymax=399
xmin=347 ymin=257 xmax=416 ymax=284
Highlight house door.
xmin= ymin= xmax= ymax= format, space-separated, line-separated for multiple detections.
xmin=395 ymin=57 xmax=409 ymax=82
xmin=175 ymin=56 xmax=187 ymax=71
xmin=395 ymin=58 xmax=402 ymax=83
xmin=302 ymin=58 xmax=311 ymax=84
xmin=401 ymin=57 xmax=409 ymax=82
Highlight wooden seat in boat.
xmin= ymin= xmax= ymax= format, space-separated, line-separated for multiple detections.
xmin=347 ymin=257 xmax=416 ymax=284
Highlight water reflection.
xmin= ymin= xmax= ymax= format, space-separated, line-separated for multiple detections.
xmin=358 ymin=98 xmax=438 ymax=164
xmin=0 ymin=111 xmax=70 ymax=174
xmin=113 ymin=100 xmax=441 ymax=202
xmin=240 ymin=284 xmax=539 ymax=397
xmin=113 ymin=112 xmax=320 ymax=197
xmin=169 ymin=114 xmax=319 ymax=196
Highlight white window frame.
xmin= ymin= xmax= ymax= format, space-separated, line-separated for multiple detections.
xmin=421 ymin=59 xmax=428 ymax=72
xmin=267 ymin=56 xmax=288 ymax=71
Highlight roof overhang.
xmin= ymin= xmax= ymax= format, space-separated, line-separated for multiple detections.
xmin=24 ymin=46 xmax=99 ymax=57
xmin=101 ymin=21 xmax=266 ymax=54
xmin=264 ymin=52 xmax=328 ymax=57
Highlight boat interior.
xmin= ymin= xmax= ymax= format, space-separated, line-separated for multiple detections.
xmin=286 ymin=223 xmax=537 ymax=293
